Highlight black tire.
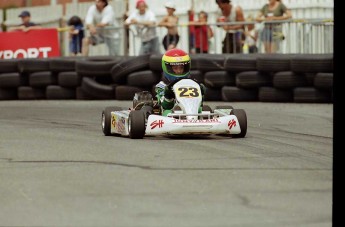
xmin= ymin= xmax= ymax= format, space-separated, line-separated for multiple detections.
xmin=101 ymin=106 xmax=123 ymax=136
xmin=189 ymin=54 xmax=201 ymax=70
xmin=149 ymin=54 xmax=164 ymax=72
xmin=190 ymin=70 xmax=204 ymax=83
xmin=81 ymin=77 xmax=115 ymax=99
xmin=0 ymin=88 xmax=17 ymax=100
xmin=18 ymin=59 xmax=50 ymax=73
xmin=76 ymin=86 xmax=94 ymax=100
xmin=129 ymin=110 xmax=146 ymax=139
xmin=204 ymin=87 xmax=222 ymax=101
xmin=29 ymin=71 xmax=57 ymax=87
xmin=111 ymin=54 xmax=151 ymax=84
xmin=127 ymin=70 xmax=161 ymax=87
xmin=49 ymin=56 xmax=85 ymax=73
xmin=18 ymin=86 xmax=46 ymax=100
xmin=204 ymin=71 xmax=236 ymax=88
xmin=273 ymin=71 xmax=308 ymax=89
xmin=236 ymin=71 xmax=272 ymax=88
xmin=293 ymin=87 xmax=332 ymax=103
xmin=290 ymin=54 xmax=333 ymax=73
xmin=258 ymin=87 xmax=293 ymax=102
xmin=231 ymin=109 xmax=247 ymax=138
xmin=222 ymin=86 xmax=258 ymax=102
xmin=224 ymin=54 xmax=258 ymax=72
xmin=0 ymin=73 xmax=23 ymax=88
xmin=76 ymin=58 xmax=121 ymax=77
xmin=197 ymin=54 xmax=226 ymax=72
xmin=257 ymin=54 xmax=293 ymax=72
xmin=314 ymin=73 xmax=333 ymax=91
xmin=46 ymin=85 xmax=76 ymax=100
xmin=58 ymin=71 xmax=81 ymax=88
xmin=0 ymin=59 xmax=19 ymax=73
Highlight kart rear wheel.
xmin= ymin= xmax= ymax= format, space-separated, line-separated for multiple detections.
xmin=102 ymin=106 xmax=123 ymax=136
xmin=214 ymin=105 xmax=234 ymax=115
xmin=202 ymin=105 xmax=213 ymax=112
xmin=231 ymin=109 xmax=247 ymax=138
xmin=129 ymin=110 xmax=146 ymax=139
xmin=215 ymin=105 xmax=234 ymax=110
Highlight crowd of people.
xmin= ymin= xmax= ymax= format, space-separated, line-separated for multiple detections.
xmin=4 ymin=0 xmax=292 ymax=56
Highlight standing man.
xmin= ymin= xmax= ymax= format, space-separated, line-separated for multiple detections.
xmin=215 ymin=0 xmax=245 ymax=53
xmin=125 ymin=0 xmax=160 ymax=55
xmin=82 ymin=0 xmax=120 ymax=56
xmin=158 ymin=1 xmax=180 ymax=51
xmin=8 ymin=10 xmax=42 ymax=32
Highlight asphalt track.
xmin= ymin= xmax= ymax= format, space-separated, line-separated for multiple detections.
xmin=0 ymin=101 xmax=333 ymax=227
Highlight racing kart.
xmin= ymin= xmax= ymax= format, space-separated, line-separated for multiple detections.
xmin=101 ymin=78 xmax=247 ymax=139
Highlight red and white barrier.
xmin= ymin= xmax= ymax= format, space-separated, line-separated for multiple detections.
xmin=0 ymin=28 xmax=60 ymax=59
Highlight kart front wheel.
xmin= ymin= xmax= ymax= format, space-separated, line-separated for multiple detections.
xmin=102 ymin=106 xmax=123 ymax=136
xmin=129 ymin=110 xmax=146 ymax=139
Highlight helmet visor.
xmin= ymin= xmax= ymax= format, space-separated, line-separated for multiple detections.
xmin=165 ymin=61 xmax=190 ymax=76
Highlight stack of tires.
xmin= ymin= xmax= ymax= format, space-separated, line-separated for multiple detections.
xmin=0 ymin=53 xmax=333 ymax=103
xmin=201 ymin=53 xmax=333 ymax=103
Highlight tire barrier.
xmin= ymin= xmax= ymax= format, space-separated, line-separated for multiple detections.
xmin=0 ymin=53 xmax=333 ymax=103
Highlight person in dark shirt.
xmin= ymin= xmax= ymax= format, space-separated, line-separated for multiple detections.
xmin=67 ymin=15 xmax=85 ymax=56
xmin=8 ymin=10 xmax=42 ymax=32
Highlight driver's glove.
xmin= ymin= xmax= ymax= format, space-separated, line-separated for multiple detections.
xmin=164 ymin=86 xmax=175 ymax=99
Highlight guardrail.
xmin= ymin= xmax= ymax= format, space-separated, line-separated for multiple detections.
xmin=55 ymin=18 xmax=333 ymax=56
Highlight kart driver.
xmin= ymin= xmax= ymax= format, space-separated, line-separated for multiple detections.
xmin=155 ymin=48 xmax=205 ymax=116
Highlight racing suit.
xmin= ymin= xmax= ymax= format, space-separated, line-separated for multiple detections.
xmin=154 ymin=79 xmax=206 ymax=116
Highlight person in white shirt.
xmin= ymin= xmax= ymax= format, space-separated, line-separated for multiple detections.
xmin=125 ymin=0 xmax=160 ymax=55
xmin=82 ymin=0 xmax=120 ymax=56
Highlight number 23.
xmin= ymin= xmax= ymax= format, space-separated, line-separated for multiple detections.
xmin=177 ymin=87 xmax=200 ymax=97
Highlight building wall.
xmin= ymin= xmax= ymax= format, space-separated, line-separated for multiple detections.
xmin=0 ymin=0 xmax=93 ymax=9
xmin=0 ymin=0 xmax=25 ymax=9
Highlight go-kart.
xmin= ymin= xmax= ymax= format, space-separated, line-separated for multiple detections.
xmin=101 ymin=78 xmax=247 ymax=139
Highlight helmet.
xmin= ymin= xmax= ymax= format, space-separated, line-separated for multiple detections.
xmin=162 ymin=48 xmax=191 ymax=83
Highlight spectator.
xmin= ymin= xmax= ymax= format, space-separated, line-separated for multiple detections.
xmin=255 ymin=0 xmax=292 ymax=53
xmin=243 ymin=14 xmax=258 ymax=53
xmin=8 ymin=10 xmax=42 ymax=32
xmin=82 ymin=0 xmax=120 ymax=56
xmin=125 ymin=0 xmax=160 ymax=55
xmin=187 ymin=8 xmax=196 ymax=54
xmin=189 ymin=11 xmax=214 ymax=53
xmin=158 ymin=1 xmax=179 ymax=51
xmin=67 ymin=16 xmax=85 ymax=56
xmin=215 ymin=0 xmax=245 ymax=53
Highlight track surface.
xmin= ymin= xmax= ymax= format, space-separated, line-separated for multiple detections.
xmin=0 ymin=101 xmax=332 ymax=226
